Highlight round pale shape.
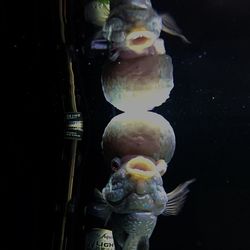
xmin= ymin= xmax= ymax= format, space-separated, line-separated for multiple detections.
xmin=101 ymin=54 xmax=174 ymax=112
xmin=102 ymin=112 xmax=175 ymax=163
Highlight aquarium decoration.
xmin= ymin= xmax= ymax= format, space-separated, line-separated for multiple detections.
xmin=85 ymin=0 xmax=195 ymax=249
xmin=56 ymin=0 xmax=88 ymax=249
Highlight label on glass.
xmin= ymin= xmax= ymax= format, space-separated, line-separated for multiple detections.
xmin=84 ymin=228 xmax=115 ymax=250
xmin=64 ymin=112 xmax=83 ymax=140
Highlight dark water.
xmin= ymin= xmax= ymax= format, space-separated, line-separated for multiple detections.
xmin=5 ymin=0 xmax=250 ymax=249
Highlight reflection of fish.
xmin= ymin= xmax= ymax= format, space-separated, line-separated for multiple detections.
xmin=100 ymin=0 xmax=189 ymax=58
xmin=91 ymin=156 xmax=195 ymax=250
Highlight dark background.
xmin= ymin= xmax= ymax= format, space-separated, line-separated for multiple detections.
xmin=5 ymin=0 xmax=250 ymax=249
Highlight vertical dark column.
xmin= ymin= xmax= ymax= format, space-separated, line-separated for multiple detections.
xmin=52 ymin=0 xmax=89 ymax=250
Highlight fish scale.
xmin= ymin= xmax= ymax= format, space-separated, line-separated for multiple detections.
xmin=112 ymin=212 xmax=157 ymax=249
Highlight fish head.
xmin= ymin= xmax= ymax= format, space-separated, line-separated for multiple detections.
xmin=105 ymin=156 xmax=168 ymax=213
xmin=102 ymin=6 xmax=162 ymax=53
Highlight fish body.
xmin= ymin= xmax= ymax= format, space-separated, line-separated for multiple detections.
xmin=92 ymin=156 xmax=194 ymax=250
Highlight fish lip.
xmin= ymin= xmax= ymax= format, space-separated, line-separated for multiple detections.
xmin=126 ymin=31 xmax=157 ymax=50
xmin=125 ymin=156 xmax=157 ymax=180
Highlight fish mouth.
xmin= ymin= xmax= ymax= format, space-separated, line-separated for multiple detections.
xmin=126 ymin=31 xmax=157 ymax=52
xmin=125 ymin=156 xmax=157 ymax=180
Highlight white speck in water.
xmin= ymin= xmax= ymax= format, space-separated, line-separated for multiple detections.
xmin=13 ymin=44 xmax=18 ymax=48
xmin=212 ymin=96 xmax=215 ymax=100
xmin=88 ymin=62 xmax=91 ymax=66
xmin=198 ymin=51 xmax=207 ymax=59
xmin=196 ymin=89 xmax=203 ymax=93
xmin=242 ymin=105 xmax=246 ymax=109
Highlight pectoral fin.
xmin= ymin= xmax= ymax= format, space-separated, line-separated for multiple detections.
xmin=88 ymin=188 xmax=112 ymax=226
xmin=161 ymin=13 xmax=191 ymax=43
xmin=163 ymin=179 xmax=195 ymax=216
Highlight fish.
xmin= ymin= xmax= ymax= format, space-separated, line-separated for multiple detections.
xmin=89 ymin=0 xmax=189 ymax=59
xmin=90 ymin=155 xmax=195 ymax=250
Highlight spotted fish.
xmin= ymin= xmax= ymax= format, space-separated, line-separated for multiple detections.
xmin=90 ymin=156 xmax=195 ymax=250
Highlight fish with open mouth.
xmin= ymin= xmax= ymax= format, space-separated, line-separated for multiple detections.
xmin=105 ymin=0 xmax=189 ymax=58
xmin=88 ymin=0 xmax=189 ymax=58
xmin=90 ymin=155 xmax=195 ymax=250
xmin=85 ymin=0 xmax=190 ymax=111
